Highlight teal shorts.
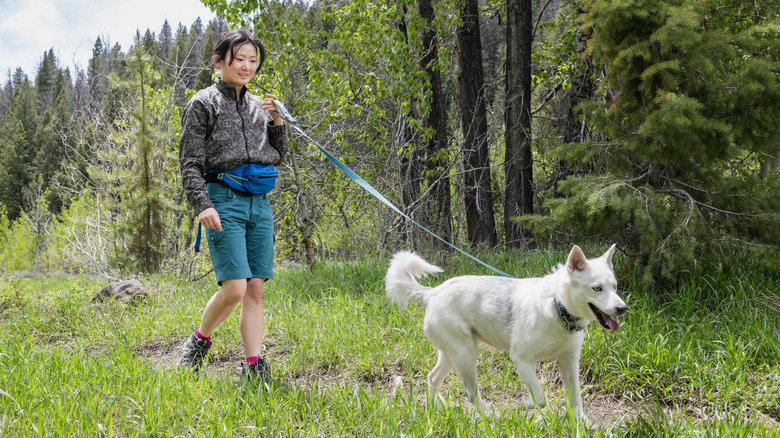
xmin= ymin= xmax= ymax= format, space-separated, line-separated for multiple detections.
xmin=204 ymin=182 xmax=274 ymax=284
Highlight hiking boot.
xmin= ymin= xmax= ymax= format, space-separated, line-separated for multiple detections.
xmin=241 ymin=357 xmax=271 ymax=383
xmin=180 ymin=331 xmax=212 ymax=373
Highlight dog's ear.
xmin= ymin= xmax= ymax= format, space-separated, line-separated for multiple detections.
xmin=604 ymin=244 xmax=617 ymax=267
xmin=567 ymin=245 xmax=588 ymax=272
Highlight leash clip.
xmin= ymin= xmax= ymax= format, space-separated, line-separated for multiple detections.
xmin=272 ymin=99 xmax=297 ymax=124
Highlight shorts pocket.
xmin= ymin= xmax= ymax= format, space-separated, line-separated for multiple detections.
xmin=204 ymin=227 xmax=226 ymax=247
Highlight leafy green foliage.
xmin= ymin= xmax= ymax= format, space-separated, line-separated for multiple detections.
xmin=527 ymin=0 xmax=780 ymax=291
xmin=202 ymin=0 xmax=446 ymax=261
xmin=0 ymin=209 xmax=35 ymax=272
xmin=0 ymin=275 xmax=27 ymax=318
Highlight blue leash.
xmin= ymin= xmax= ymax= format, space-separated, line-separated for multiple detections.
xmin=195 ymin=222 xmax=202 ymax=253
xmin=271 ymin=100 xmax=514 ymax=279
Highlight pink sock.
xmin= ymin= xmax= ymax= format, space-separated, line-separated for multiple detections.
xmin=246 ymin=356 xmax=261 ymax=365
xmin=195 ymin=330 xmax=211 ymax=342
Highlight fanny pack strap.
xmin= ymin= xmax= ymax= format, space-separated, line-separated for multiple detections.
xmin=206 ymin=165 xmax=277 ymax=195
xmin=216 ymin=171 xmax=250 ymax=189
xmin=207 ymin=168 xmax=250 ymax=191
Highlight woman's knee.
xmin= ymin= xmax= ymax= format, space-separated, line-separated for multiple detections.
xmin=244 ymin=278 xmax=264 ymax=303
xmin=219 ymin=279 xmax=248 ymax=304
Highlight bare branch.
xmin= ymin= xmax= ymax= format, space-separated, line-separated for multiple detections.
xmin=532 ymin=0 xmax=559 ymax=40
xmin=531 ymin=82 xmax=563 ymax=115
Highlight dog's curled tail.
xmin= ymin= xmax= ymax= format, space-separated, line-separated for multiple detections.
xmin=385 ymin=251 xmax=443 ymax=309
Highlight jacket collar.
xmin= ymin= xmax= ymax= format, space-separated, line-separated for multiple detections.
xmin=215 ymin=78 xmax=247 ymax=102
xmin=554 ymin=295 xmax=585 ymax=333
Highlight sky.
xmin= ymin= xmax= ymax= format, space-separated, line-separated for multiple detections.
xmin=0 ymin=0 xmax=216 ymax=81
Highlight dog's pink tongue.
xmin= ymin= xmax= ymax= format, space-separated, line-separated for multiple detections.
xmin=603 ymin=313 xmax=619 ymax=332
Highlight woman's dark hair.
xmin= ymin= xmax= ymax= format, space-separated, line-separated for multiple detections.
xmin=210 ymin=29 xmax=266 ymax=74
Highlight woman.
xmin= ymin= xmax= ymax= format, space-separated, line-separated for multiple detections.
xmin=178 ymin=29 xmax=287 ymax=381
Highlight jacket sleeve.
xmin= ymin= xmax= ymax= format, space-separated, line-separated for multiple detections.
xmin=179 ymin=98 xmax=214 ymax=214
xmin=267 ymin=122 xmax=288 ymax=165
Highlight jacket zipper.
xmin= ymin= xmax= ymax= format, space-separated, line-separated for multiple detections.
xmin=236 ymin=99 xmax=251 ymax=161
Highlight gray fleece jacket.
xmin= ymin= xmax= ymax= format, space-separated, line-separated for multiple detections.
xmin=179 ymin=78 xmax=288 ymax=214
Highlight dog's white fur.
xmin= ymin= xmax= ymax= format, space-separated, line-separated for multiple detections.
xmin=385 ymin=245 xmax=627 ymax=417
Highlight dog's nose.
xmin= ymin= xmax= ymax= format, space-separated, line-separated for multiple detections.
xmin=615 ymin=305 xmax=628 ymax=316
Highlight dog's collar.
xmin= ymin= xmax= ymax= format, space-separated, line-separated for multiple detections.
xmin=554 ymin=296 xmax=585 ymax=333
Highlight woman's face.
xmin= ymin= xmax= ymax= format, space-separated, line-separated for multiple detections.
xmin=216 ymin=43 xmax=258 ymax=89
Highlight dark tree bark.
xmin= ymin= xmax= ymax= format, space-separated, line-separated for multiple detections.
xmin=396 ymin=6 xmax=426 ymax=247
xmin=504 ymin=0 xmax=535 ymax=247
xmin=418 ymin=0 xmax=452 ymax=247
xmin=456 ymin=0 xmax=498 ymax=247
xmin=290 ymin=147 xmax=315 ymax=269
xmin=399 ymin=104 xmax=423 ymax=243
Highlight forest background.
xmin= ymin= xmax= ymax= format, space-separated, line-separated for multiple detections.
xmin=0 ymin=0 xmax=778 ymax=292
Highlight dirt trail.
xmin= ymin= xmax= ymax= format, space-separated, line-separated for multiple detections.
xmin=137 ymin=341 xmax=779 ymax=431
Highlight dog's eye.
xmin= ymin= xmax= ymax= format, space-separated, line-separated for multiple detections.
xmin=592 ymin=286 xmax=602 ymax=292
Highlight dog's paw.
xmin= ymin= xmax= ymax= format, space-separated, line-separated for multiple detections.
xmin=472 ymin=398 xmax=496 ymax=417
xmin=521 ymin=395 xmax=546 ymax=410
xmin=574 ymin=413 xmax=595 ymax=430
xmin=563 ymin=407 xmax=595 ymax=430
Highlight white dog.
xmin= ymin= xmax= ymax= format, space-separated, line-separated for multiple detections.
xmin=385 ymin=245 xmax=627 ymax=417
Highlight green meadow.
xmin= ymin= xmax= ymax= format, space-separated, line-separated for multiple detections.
xmin=1 ymin=250 xmax=778 ymax=436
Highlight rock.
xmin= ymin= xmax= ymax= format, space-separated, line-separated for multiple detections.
xmin=92 ymin=279 xmax=149 ymax=305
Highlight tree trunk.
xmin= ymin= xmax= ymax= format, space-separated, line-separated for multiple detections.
xmin=418 ymin=0 xmax=452 ymax=248
xmin=758 ymin=143 xmax=780 ymax=179
xmin=504 ymin=0 xmax=534 ymax=248
xmin=456 ymin=0 xmax=498 ymax=247
xmin=396 ymin=6 xmax=424 ymax=248
xmin=399 ymin=105 xmax=423 ymax=246
xmin=290 ymin=146 xmax=315 ymax=269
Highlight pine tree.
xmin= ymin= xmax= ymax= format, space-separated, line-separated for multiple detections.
xmin=193 ymin=23 xmax=217 ymax=90
xmin=87 ymin=37 xmax=108 ymax=108
xmin=159 ymin=20 xmax=173 ymax=61
xmin=71 ymin=68 xmax=89 ymax=114
xmin=11 ymin=68 xmax=26 ymax=89
xmin=0 ymin=80 xmax=37 ymax=221
xmin=167 ymin=24 xmax=190 ymax=81
xmin=34 ymin=48 xmax=57 ymax=115
xmin=35 ymin=88 xmax=72 ymax=213
xmin=107 ymin=42 xmax=127 ymax=80
xmin=141 ymin=29 xmax=159 ymax=58
xmin=0 ymin=120 xmax=29 ymax=221
xmin=0 ymin=79 xmax=13 ymax=120
xmin=21 ymin=177 xmax=53 ymax=272
xmin=183 ymin=18 xmax=206 ymax=88
xmin=94 ymin=40 xmax=181 ymax=273
xmin=535 ymin=0 xmax=780 ymax=289
xmin=52 ymin=68 xmax=69 ymax=106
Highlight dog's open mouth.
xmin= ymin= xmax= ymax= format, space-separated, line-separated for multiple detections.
xmin=589 ymin=304 xmax=620 ymax=332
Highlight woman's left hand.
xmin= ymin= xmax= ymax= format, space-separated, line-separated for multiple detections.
xmin=262 ymin=94 xmax=285 ymax=126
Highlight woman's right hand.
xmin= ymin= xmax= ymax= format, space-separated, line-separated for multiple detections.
xmin=198 ymin=207 xmax=222 ymax=231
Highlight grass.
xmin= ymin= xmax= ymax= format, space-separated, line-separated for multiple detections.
xmin=0 ymin=249 xmax=779 ymax=436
